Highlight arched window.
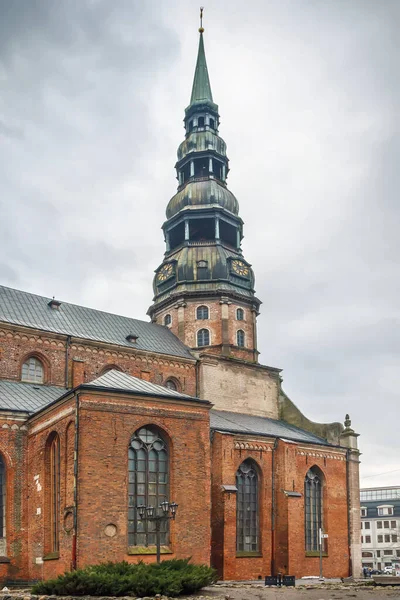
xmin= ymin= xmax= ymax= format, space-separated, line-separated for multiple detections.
xmin=100 ymin=364 xmax=123 ymax=375
xmin=46 ymin=433 xmax=60 ymax=553
xmin=197 ymin=328 xmax=210 ymax=347
xmin=198 ymin=116 xmax=205 ymax=128
xmin=236 ymin=308 xmax=244 ymax=321
xmin=0 ymin=455 xmax=6 ymax=542
xmin=164 ymin=314 xmax=172 ymax=326
xmin=236 ymin=460 xmax=259 ymax=552
xmin=128 ymin=427 xmax=168 ymax=547
xmin=196 ymin=305 xmax=209 ymax=320
xmin=237 ymin=330 xmax=245 ymax=347
xmin=21 ymin=356 xmax=44 ymax=384
xmin=165 ymin=379 xmax=177 ymax=391
xmin=305 ymin=467 xmax=324 ymax=552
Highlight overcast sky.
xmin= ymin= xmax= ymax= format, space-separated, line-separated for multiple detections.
xmin=0 ymin=0 xmax=399 ymax=488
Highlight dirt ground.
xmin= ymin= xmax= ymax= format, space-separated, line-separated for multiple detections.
xmin=189 ymin=584 xmax=400 ymax=600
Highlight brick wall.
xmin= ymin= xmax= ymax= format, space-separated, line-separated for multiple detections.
xmin=0 ymin=420 xmax=29 ymax=582
xmin=153 ymin=298 xmax=256 ymax=361
xmin=211 ymin=434 xmax=351 ymax=580
xmin=0 ymin=325 xmax=197 ymax=396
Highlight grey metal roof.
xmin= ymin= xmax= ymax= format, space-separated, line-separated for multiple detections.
xmin=0 ymin=285 xmax=194 ymax=360
xmin=0 ymin=380 xmax=65 ymax=414
xmin=210 ymin=410 xmax=331 ymax=445
xmin=85 ymin=369 xmax=203 ymax=402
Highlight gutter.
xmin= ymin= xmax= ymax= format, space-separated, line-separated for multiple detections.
xmin=72 ymin=392 xmax=80 ymax=570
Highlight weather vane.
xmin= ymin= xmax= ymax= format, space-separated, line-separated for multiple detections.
xmin=199 ymin=6 xmax=204 ymax=33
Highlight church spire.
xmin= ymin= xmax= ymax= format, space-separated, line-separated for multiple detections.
xmin=190 ymin=9 xmax=213 ymax=106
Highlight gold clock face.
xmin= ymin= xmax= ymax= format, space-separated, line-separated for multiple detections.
xmin=231 ymin=260 xmax=249 ymax=277
xmin=157 ymin=263 xmax=174 ymax=282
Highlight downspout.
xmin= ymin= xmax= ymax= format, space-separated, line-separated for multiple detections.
xmin=346 ymin=448 xmax=352 ymax=576
xmin=65 ymin=335 xmax=71 ymax=388
xmin=270 ymin=438 xmax=279 ymax=576
xmin=195 ymin=359 xmax=200 ymax=398
xmin=72 ymin=392 xmax=80 ymax=570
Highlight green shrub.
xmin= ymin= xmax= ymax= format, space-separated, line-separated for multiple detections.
xmin=32 ymin=559 xmax=217 ymax=597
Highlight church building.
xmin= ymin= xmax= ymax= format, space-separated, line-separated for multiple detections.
xmin=0 ymin=20 xmax=361 ymax=583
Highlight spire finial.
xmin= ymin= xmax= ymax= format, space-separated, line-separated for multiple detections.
xmin=199 ymin=6 xmax=204 ymax=33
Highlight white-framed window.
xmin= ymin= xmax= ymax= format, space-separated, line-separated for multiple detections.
xmin=237 ymin=329 xmax=245 ymax=347
xmin=21 ymin=356 xmax=44 ymax=384
xmin=364 ymin=522 xmax=370 ymax=529
xmin=361 ymin=507 xmax=367 ymax=517
xmin=196 ymin=305 xmax=209 ymax=320
xmin=197 ymin=328 xmax=210 ymax=347
xmin=378 ymin=505 xmax=394 ymax=516
xmin=365 ymin=535 xmax=371 ymax=544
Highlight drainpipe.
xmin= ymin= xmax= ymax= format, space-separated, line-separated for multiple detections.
xmin=271 ymin=438 xmax=279 ymax=576
xmin=346 ymin=448 xmax=352 ymax=576
xmin=65 ymin=335 xmax=71 ymax=388
xmin=72 ymin=392 xmax=80 ymax=570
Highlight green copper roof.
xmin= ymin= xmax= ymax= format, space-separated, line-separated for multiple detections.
xmin=190 ymin=33 xmax=213 ymax=105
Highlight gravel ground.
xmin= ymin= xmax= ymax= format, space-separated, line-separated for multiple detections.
xmin=188 ymin=584 xmax=400 ymax=600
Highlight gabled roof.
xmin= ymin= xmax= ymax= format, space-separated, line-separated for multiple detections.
xmin=210 ymin=410 xmax=332 ymax=446
xmin=0 ymin=380 xmax=65 ymax=414
xmin=0 ymin=371 xmax=208 ymax=415
xmin=84 ymin=369 xmax=205 ymax=402
xmin=0 ymin=285 xmax=194 ymax=360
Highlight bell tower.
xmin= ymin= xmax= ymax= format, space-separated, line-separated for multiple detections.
xmin=148 ymin=13 xmax=261 ymax=362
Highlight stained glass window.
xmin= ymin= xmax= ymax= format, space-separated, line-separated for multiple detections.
xmin=305 ymin=468 xmax=323 ymax=552
xmin=236 ymin=460 xmax=259 ymax=552
xmin=21 ymin=356 xmax=44 ymax=384
xmin=197 ymin=328 xmax=210 ymax=347
xmin=128 ymin=427 xmax=168 ymax=547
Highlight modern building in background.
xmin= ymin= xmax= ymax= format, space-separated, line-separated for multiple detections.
xmin=360 ymin=486 xmax=400 ymax=571
xmin=0 ymin=19 xmax=362 ymax=582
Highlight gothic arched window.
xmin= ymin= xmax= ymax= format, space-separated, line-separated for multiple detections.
xmin=21 ymin=356 xmax=44 ymax=384
xmin=236 ymin=460 xmax=259 ymax=552
xmin=196 ymin=305 xmax=209 ymax=320
xmin=237 ymin=330 xmax=245 ymax=347
xmin=46 ymin=433 xmax=60 ymax=553
xmin=165 ymin=379 xmax=177 ymax=391
xmin=236 ymin=308 xmax=244 ymax=321
xmin=0 ymin=455 xmax=5 ymax=541
xmin=197 ymin=328 xmax=210 ymax=347
xmin=305 ymin=467 xmax=324 ymax=552
xmin=164 ymin=314 xmax=172 ymax=326
xmin=128 ymin=427 xmax=168 ymax=547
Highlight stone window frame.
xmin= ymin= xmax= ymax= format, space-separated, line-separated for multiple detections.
xmin=236 ymin=307 xmax=245 ymax=321
xmin=236 ymin=329 xmax=245 ymax=348
xmin=196 ymin=305 xmax=210 ymax=320
xmin=197 ymin=328 xmax=210 ymax=347
xmin=164 ymin=314 xmax=172 ymax=327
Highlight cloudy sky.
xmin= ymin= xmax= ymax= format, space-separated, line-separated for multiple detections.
xmin=1 ymin=0 xmax=399 ymax=487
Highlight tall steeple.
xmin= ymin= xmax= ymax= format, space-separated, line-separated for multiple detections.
xmin=190 ymin=31 xmax=213 ymax=105
xmin=148 ymin=11 xmax=260 ymax=362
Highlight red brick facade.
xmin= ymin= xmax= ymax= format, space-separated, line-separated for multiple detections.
xmin=0 ymin=320 xmax=359 ymax=582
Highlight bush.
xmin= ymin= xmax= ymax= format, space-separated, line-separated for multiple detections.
xmin=32 ymin=558 xmax=217 ymax=597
